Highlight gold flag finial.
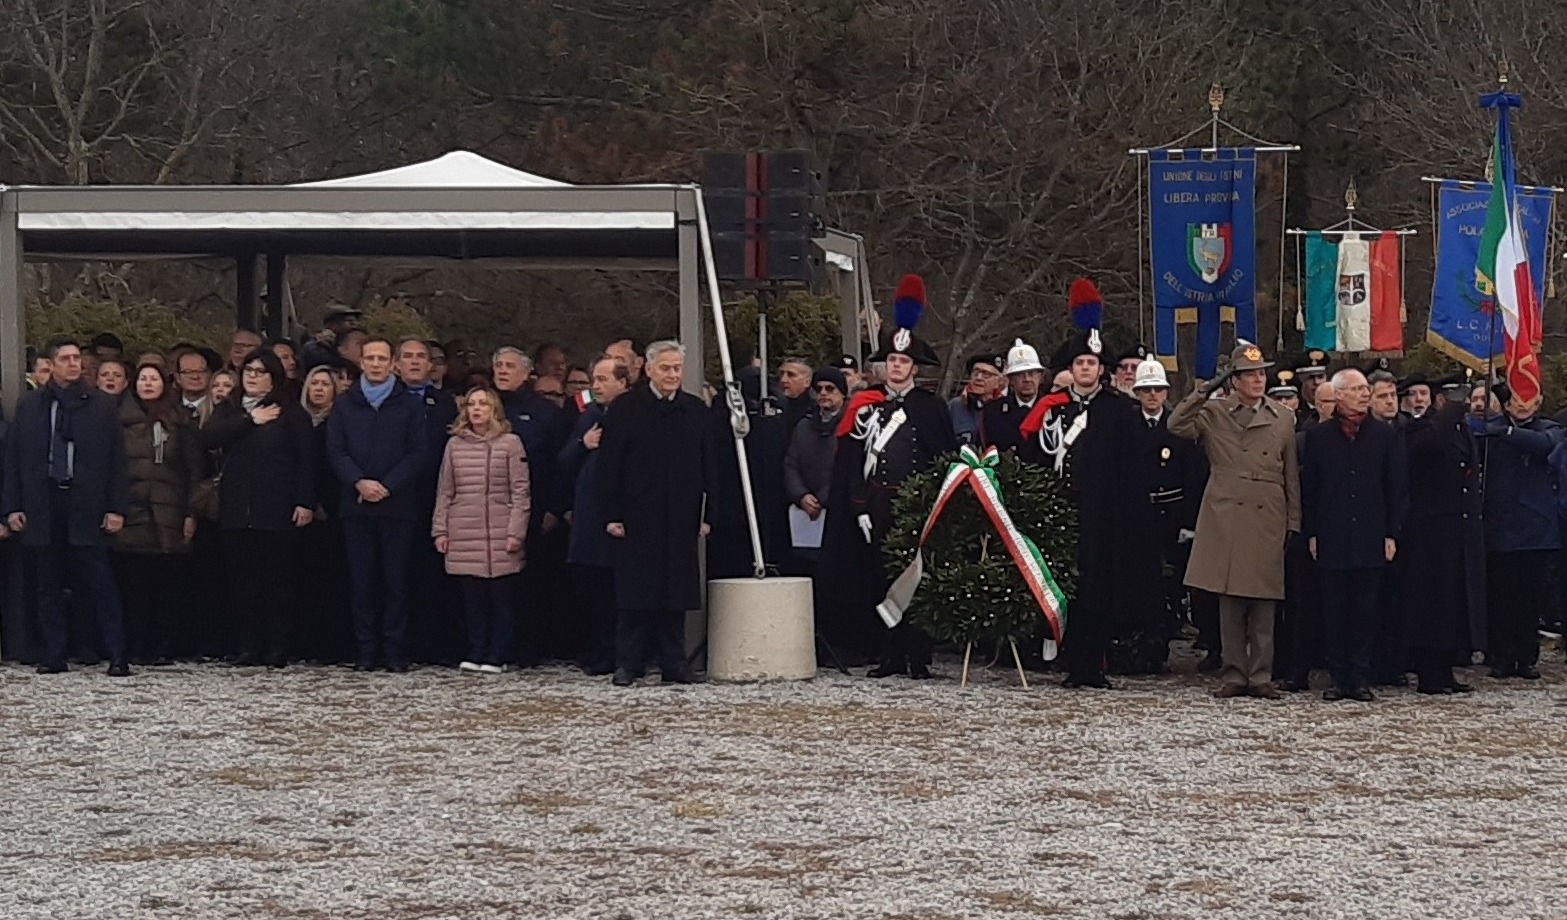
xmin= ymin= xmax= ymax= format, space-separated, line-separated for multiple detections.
xmin=1208 ymin=83 xmax=1225 ymax=113
xmin=1499 ymin=56 xmax=1511 ymax=86
xmin=1345 ymin=178 xmax=1359 ymax=212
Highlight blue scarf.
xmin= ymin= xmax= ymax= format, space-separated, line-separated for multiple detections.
xmin=361 ymin=376 xmax=396 ymax=409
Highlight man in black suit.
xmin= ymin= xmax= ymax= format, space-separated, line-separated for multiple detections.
xmin=3 ymin=339 xmax=131 ymax=676
xmin=1301 ymin=368 xmax=1408 ymax=702
xmin=598 ymin=340 xmax=720 ymax=687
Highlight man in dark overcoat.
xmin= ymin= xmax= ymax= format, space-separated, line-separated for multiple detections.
xmin=1301 ymin=368 xmax=1408 ymax=702
xmin=3 ymin=339 xmax=131 ymax=675
xmin=1402 ymin=398 xmax=1484 ymax=693
xmin=598 ymin=340 xmax=719 ymax=687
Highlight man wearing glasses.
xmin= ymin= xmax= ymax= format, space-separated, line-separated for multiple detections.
xmin=948 ymin=356 xmax=1001 ymax=446
xmin=176 ymin=351 xmax=214 ymax=423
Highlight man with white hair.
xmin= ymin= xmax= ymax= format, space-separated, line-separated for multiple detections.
xmin=1116 ymin=357 xmax=1206 ymax=674
xmin=1300 ymin=367 xmax=1407 ymax=702
xmin=598 ymin=340 xmax=719 ymax=687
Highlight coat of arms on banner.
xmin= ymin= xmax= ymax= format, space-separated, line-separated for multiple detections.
xmin=1187 ymin=223 xmax=1233 ymax=283
xmin=1337 ymin=273 xmax=1367 ymax=307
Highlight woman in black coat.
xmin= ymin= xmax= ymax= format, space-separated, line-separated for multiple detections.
xmin=1401 ymin=400 xmax=1484 ymax=693
xmin=296 ymin=366 xmax=350 ymax=662
xmin=201 ymin=348 xmax=316 ymax=667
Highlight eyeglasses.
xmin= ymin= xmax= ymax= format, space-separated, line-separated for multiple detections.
xmin=812 ymin=384 xmax=840 ymax=393
xmin=242 ymin=367 xmax=268 ymax=377
xmin=537 ymin=390 xmax=565 ymax=400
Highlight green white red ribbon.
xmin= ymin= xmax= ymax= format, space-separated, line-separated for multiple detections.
xmin=876 ymin=445 xmax=1068 ymax=658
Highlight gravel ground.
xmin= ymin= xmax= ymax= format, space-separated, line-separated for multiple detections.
xmin=2 ymin=640 xmax=1565 ymax=920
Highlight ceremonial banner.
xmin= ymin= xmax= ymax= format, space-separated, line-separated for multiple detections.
xmin=1477 ymin=92 xmax=1544 ymax=404
xmin=1302 ymin=231 xmax=1339 ymax=351
xmin=1429 ymin=179 xmax=1552 ymax=372
xmin=1148 ymin=149 xmax=1258 ymax=376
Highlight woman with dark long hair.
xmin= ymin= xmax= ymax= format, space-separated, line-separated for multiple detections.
xmin=201 ymin=349 xmax=316 ymax=667
xmin=113 ymin=363 xmax=204 ymax=664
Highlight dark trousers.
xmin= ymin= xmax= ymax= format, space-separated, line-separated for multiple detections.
xmin=343 ymin=516 xmax=416 ymax=665
xmin=33 ymin=502 xmax=126 ymax=667
xmin=1486 ymin=550 xmax=1548 ymax=670
xmin=461 ymin=575 xmax=516 ymax=666
xmin=223 ymin=528 xmax=296 ymax=662
xmin=1319 ymin=566 xmax=1382 ymax=693
xmin=1191 ymin=588 xmax=1220 ymax=650
xmin=296 ymin=519 xmax=350 ymax=663
xmin=879 ymin=621 xmax=934 ymax=670
xmin=188 ymin=520 xmax=229 ymax=658
xmin=407 ymin=530 xmax=459 ymax=664
xmin=574 ymin=564 xmax=617 ymax=669
xmin=616 ymin=608 xmax=685 ymax=677
xmin=1412 ymin=647 xmax=1458 ymax=691
xmin=113 ymin=552 xmax=185 ymax=662
xmin=1277 ymin=535 xmax=1320 ymax=683
xmin=1372 ymin=559 xmax=1408 ymax=683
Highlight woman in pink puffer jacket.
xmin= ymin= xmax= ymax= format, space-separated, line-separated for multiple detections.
xmin=432 ymin=387 xmax=531 ymax=673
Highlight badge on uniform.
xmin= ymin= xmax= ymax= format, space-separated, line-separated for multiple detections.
xmin=1160 ymin=446 xmax=1171 ymax=461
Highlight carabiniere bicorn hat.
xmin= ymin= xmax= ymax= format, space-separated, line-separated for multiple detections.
xmin=869 ymin=274 xmax=941 ymax=366
xmin=1229 ymin=340 xmax=1274 ymax=373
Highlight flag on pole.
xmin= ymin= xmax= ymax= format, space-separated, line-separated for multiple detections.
xmin=1302 ymin=231 xmax=1338 ymax=351
xmin=1476 ymin=90 xmax=1543 ymax=405
xmin=1335 ymin=234 xmax=1373 ymax=352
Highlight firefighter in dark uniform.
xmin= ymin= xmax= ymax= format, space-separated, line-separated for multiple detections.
xmin=825 ymin=274 xmax=957 ymax=679
xmin=1114 ymin=357 xmax=1206 ymax=674
xmin=979 ymin=338 xmax=1046 ymax=453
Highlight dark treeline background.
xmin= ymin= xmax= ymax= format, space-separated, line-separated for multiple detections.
xmin=1 ymin=0 xmax=1560 ymax=390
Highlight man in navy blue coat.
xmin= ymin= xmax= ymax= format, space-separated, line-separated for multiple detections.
xmin=3 ymin=339 xmax=131 ymax=676
xmin=493 ymin=345 xmax=570 ymax=664
xmin=396 ymin=337 xmax=460 ymax=664
xmin=1301 ymin=369 xmax=1409 ymax=702
xmin=327 ymin=338 xmax=427 ymax=670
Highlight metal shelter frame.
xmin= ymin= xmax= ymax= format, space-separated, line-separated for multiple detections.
xmin=0 ymin=181 xmax=773 ymax=579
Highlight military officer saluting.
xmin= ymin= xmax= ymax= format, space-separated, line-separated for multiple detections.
xmin=827 ymin=274 xmax=957 ymax=679
xmin=979 ymin=338 xmax=1046 ymax=453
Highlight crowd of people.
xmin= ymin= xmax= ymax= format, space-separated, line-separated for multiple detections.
xmin=2 ymin=308 xmax=716 ymax=687
xmin=3 ymin=278 xmax=1563 ymax=699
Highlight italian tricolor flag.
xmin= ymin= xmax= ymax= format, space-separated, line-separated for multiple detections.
xmin=1476 ymin=114 xmax=1543 ymax=405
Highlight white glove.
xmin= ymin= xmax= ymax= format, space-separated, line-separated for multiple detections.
xmin=858 ymin=514 xmax=874 ymax=544
xmin=1177 ymin=528 xmax=1196 ymax=544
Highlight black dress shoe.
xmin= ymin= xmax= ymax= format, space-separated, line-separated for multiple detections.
xmin=1197 ymin=649 xmax=1223 ymax=672
xmin=35 ymin=662 xmax=66 ymax=675
xmin=908 ymin=662 xmax=932 ymax=680
xmin=1276 ymin=678 xmax=1308 ymax=693
xmin=352 ymin=660 xmax=376 ymax=672
xmin=1350 ymin=687 xmax=1375 ymax=702
xmin=1517 ymin=665 xmax=1541 ymax=680
xmin=1490 ymin=663 xmax=1517 ymax=678
xmin=385 ymin=661 xmax=410 ymax=674
xmin=1323 ymin=688 xmax=1347 ymax=702
xmin=1450 ymin=681 xmax=1476 ymax=693
xmin=660 ymin=670 xmax=698 ymax=685
xmin=106 ymin=661 xmax=130 ymax=678
xmin=612 ymin=669 xmax=637 ymax=687
xmin=1064 ymin=673 xmax=1112 ymax=690
xmin=866 ymin=663 xmax=906 ymax=679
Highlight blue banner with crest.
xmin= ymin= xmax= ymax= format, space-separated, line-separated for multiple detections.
xmin=1148 ymin=149 xmax=1257 ymax=376
xmin=1428 ymin=179 xmax=1553 ymax=370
